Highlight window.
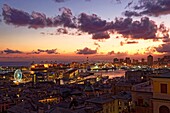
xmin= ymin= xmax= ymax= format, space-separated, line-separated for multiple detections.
xmin=161 ymin=84 xmax=167 ymax=93
xmin=159 ymin=105 xmax=169 ymax=113
xmin=138 ymin=99 xmax=143 ymax=106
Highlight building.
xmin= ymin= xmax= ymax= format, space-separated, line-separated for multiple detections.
xmin=131 ymin=81 xmax=153 ymax=113
xmin=113 ymin=58 xmax=119 ymax=64
xmin=86 ymin=95 xmax=119 ymax=113
xmin=147 ymin=55 xmax=153 ymax=66
xmin=125 ymin=70 xmax=152 ymax=83
xmin=114 ymin=91 xmax=132 ymax=113
xmin=131 ymin=70 xmax=170 ymax=113
xmin=152 ymin=73 xmax=170 ymax=113
xmin=141 ymin=58 xmax=145 ymax=65
xmin=125 ymin=57 xmax=131 ymax=64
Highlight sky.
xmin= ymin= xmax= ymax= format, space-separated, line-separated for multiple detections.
xmin=0 ymin=0 xmax=170 ymax=62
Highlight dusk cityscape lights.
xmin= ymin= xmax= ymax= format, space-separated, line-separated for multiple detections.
xmin=1 ymin=0 xmax=170 ymax=113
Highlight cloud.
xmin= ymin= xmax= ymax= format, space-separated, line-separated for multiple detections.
xmin=94 ymin=42 xmax=101 ymax=48
xmin=120 ymin=41 xmax=124 ymax=46
xmin=0 ymin=48 xmax=59 ymax=55
xmin=157 ymin=23 xmax=170 ymax=42
xmin=155 ymin=43 xmax=170 ymax=53
xmin=144 ymin=46 xmax=156 ymax=54
xmin=57 ymin=28 xmax=68 ymax=34
xmin=55 ymin=7 xmax=77 ymax=28
xmin=113 ymin=17 xmax=158 ymax=40
xmin=2 ymin=4 xmax=31 ymax=26
xmin=107 ymin=51 xmax=128 ymax=57
xmin=29 ymin=11 xmax=53 ymax=29
xmin=2 ymin=4 xmax=169 ymax=42
xmin=2 ymin=4 xmax=76 ymax=29
xmin=0 ymin=51 xmax=3 ymax=54
xmin=92 ymin=32 xmax=110 ymax=40
xmin=123 ymin=11 xmax=141 ymax=17
xmin=76 ymin=47 xmax=97 ymax=55
xmin=126 ymin=41 xmax=138 ymax=44
xmin=116 ymin=51 xmax=128 ymax=57
xmin=78 ymin=13 xmax=109 ymax=34
xmin=0 ymin=15 xmax=2 ymax=22
xmin=40 ymin=32 xmax=45 ymax=35
xmin=53 ymin=0 xmax=68 ymax=3
xmin=108 ymin=51 xmax=115 ymax=55
xmin=3 ymin=48 xmax=23 ymax=54
xmin=30 ymin=50 xmax=41 ymax=54
xmin=129 ymin=0 xmax=170 ymax=17
xmin=53 ymin=0 xmax=92 ymax=3
xmin=37 ymin=49 xmax=59 ymax=54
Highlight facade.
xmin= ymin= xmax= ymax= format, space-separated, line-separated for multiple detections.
xmin=147 ymin=55 xmax=153 ymax=66
xmin=131 ymin=81 xmax=153 ymax=113
xmin=152 ymin=75 xmax=170 ymax=113
xmin=86 ymin=96 xmax=119 ymax=113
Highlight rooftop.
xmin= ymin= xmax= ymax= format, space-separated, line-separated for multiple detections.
xmin=152 ymin=72 xmax=170 ymax=78
xmin=132 ymin=81 xmax=152 ymax=93
xmin=86 ymin=95 xmax=115 ymax=104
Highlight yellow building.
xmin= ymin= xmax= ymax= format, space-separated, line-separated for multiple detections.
xmin=152 ymin=74 xmax=170 ymax=113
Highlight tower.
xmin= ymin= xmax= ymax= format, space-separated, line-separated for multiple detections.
xmin=147 ymin=55 xmax=153 ymax=66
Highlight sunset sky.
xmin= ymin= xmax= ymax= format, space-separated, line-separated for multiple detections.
xmin=0 ymin=0 xmax=170 ymax=62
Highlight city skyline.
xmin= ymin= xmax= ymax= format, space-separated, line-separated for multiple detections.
xmin=0 ymin=0 xmax=170 ymax=61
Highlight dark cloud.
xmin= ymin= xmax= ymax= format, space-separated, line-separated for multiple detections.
xmin=54 ymin=7 xmax=77 ymax=28
xmin=53 ymin=0 xmax=68 ymax=3
xmin=0 ymin=48 xmax=59 ymax=55
xmin=116 ymin=51 xmax=128 ymax=56
xmin=108 ymin=51 xmax=115 ymax=55
xmin=125 ymin=1 xmax=133 ymax=9
xmin=57 ymin=28 xmax=68 ymax=34
xmin=3 ymin=48 xmax=23 ymax=54
xmin=2 ymin=4 xmax=76 ymax=29
xmin=107 ymin=51 xmax=128 ymax=57
xmin=37 ymin=49 xmax=59 ymax=54
xmin=113 ymin=17 xmax=157 ymax=40
xmin=0 ymin=15 xmax=2 ymax=22
xmin=158 ymin=23 xmax=170 ymax=42
xmin=144 ymin=46 xmax=156 ymax=54
xmin=123 ymin=11 xmax=141 ymax=17
xmin=155 ymin=43 xmax=170 ymax=53
xmin=132 ymin=0 xmax=170 ymax=16
xmin=120 ymin=41 xmax=124 ymax=46
xmin=92 ymin=32 xmax=110 ymax=40
xmin=40 ymin=32 xmax=45 ymax=35
xmin=2 ymin=4 xmax=31 ymax=26
xmin=0 ymin=51 xmax=3 ymax=54
xmin=126 ymin=41 xmax=138 ymax=44
xmin=53 ymin=0 xmax=93 ymax=3
xmin=30 ymin=50 xmax=40 ymax=54
xmin=47 ymin=33 xmax=54 ymax=35
xmin=94 ymin=42 xmax=101 ymax=48
xmin=2 ymin=4 xmax=169 ymax=42
xmin=29 ymin=11 xmax=53 ymax=29
xmin=78 ymin=13 xmax=109 ymax=34
xmin=76 ymin=47 xmax=97 ymax=55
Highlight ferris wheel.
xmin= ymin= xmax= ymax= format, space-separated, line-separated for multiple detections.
xmin=14 ymin=69 xmax=22 ymax=82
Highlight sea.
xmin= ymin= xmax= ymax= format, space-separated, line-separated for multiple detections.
xmin=0 ymin=61 xmax=31 ymax=67
xmin=0 ymin=61 xmax=126 ymax=78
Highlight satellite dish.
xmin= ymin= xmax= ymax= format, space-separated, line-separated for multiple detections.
xmin=14 ymin=69 xmax=22 ymax=82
